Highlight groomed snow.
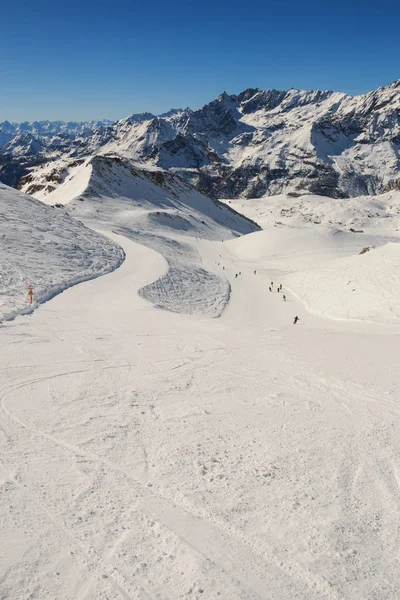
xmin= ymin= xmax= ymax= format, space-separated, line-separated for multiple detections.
xmin=285 ymin=242 xmax=400 ymax=323
xmin=0 ymin=184 xmax=124 ymax=322
xmin=3 ymin=176 xmax=400 ymax=599
xmin=2 ymin=222 xmax=400 ymax=599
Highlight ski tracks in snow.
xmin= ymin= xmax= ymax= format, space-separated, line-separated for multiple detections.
xmin=0 ymin=364 xmax=322 ymax=600
xmin=0 ymin=345 xmax=357 ymax=600
xmin=2 ymin=231 xmax=400 ymax=599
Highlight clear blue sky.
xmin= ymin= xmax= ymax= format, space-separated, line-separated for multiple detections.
xmin=2 ymin=0 xmax=399 ymax=122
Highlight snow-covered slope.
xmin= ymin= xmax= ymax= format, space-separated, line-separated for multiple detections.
xmin=285 ymin=243 xmax=400 ymax=323
xmin=37 ymin=154 xmax=259 ymax=238
xmin=3 ymin=80 xmax=400 ymax=199
xmin=0 ymin=183 xmax=124 ymax=322
xmin=0 ymin=120 xmax=112 ymax=140
xmin=223 ymin=190 xmax=400 ymax=232
xmin=3 ymin=195 xmax=400 ymax=598
xmin=224 ymin=191 xmax=400 ymax=324
xmin=33 ymin=154 xmax=259 ymax=317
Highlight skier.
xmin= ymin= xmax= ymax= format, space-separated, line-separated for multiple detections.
xmin=254 ymin=270 xmax=257 ymax=275
xmin=293 ymin=316 xmax=299 ymax=325
xmin=235 ymin=273 xmax=238 ymax=278
xmin=282 ymin=294 xmax=286 ymax=301
xmin=271 ymin=281 xmax=273 ymax=287
xmin=269 ymin=286 xmax=272 ymax=292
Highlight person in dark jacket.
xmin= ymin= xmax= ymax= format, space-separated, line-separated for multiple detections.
xmin=293 ymin=316 xmax=299 ymax=325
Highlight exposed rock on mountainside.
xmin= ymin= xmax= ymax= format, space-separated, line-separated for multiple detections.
xmin=2 ymin=81 xmax=400 ymax=199
xmin=30 ymin=154 xmax=260 ymax=237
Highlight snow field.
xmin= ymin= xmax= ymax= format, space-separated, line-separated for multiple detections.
xmin=33 ymin=155 xmax=254 ymax=319
xmin=2 ymin=228 xmax=400 ymax=599
xmin=223 ymin=192 xmax=400 ymax=323
xmin=0 ymin=184 xmax=124 ymax=322
xmin=285 ymin=242 xmax=400 ymax=323
xmin=3 ymin=160 xmax=400 ymax=599
xmin=223 ymin=190 xmax=400 ymax=232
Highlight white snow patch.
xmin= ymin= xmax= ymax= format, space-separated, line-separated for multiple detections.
xmin=223 ymin=190 xmax=400 ymax=232
xmin=286 ymin=242 xmax=400 ymax=323
xmin=0 ymin=184 xmax=124 ymax=322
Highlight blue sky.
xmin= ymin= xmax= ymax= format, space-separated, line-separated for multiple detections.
xmin=1 ymin=0 xmax=399 ymax=122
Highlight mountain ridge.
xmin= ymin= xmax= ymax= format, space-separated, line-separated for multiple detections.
xmin=2 ymin=80 xmax=400 ymax=199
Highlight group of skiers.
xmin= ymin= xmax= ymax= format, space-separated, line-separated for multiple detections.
xmin=268 ymin=281 xmax=283 ymax=293
xmin=267 ymin=281 xmax=300 ymax=324
xmin=216 ymin=262 xmax=300 ymax=325
xmin=268 ymin=281 xmax=286 ymax=300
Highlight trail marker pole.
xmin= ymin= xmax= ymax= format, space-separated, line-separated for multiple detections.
xmin=28 ymin=285 xmax=33 ymax=305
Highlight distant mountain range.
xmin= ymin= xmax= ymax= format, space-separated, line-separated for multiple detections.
xmin=1 ymin=80 xmax=399 ymax=199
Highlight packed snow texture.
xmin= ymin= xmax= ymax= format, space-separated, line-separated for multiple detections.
xmin=285 ymin=243 xmax=400 ymax=322
xmin=121 ymin=231 xmax=231 ymax=317
xmin=0 ymin=183 xmax=124 ymax=321
xmin=2 ymin=221 xmax=400 ymax=599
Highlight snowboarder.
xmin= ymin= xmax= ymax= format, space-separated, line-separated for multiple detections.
xmin=293 ymin=316 xmax=299 ymax=325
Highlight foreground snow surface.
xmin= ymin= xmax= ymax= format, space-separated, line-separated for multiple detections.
xmin=2 ymin=223 xmax=400 ymax=599
xmin=0 ymin=184 xmax=124 ymax=321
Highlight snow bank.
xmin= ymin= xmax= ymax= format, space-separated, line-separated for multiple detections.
xmin=285 ymin=242 xmax=400 ymax=323
xmin=224 ymin=191 xmax=400 ymax=232
xmin=0 ymin=184 xmax=124 ymax=322
xmin=225 ymin=226 xmax=388 ymax=271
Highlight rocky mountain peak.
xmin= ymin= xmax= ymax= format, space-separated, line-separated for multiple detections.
xmin=2 ymin=80 xmax=400 ymax=201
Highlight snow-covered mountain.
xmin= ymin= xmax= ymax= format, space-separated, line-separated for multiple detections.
xmin=35 ymin=153 xmax=259 ymax=238
xmin=4 ymin=98 xmax=400 ymax=600
xmin=1 ymin=155 xmax=258 ymax=321
xmin=2 ymin=80 xmax=400 ymax=199
xmin=0 ymin=119 xmax=112 ymax=188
